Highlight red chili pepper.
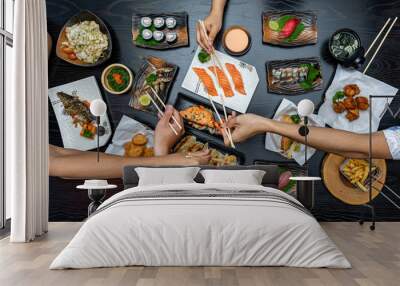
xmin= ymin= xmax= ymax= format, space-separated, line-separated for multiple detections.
xmin=280 ymin=18 xmax=300 ymax=38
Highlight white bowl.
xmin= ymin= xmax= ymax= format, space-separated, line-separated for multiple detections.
xmin=84 ymin=180 xmax=109 ymax=187
xmin=101 ymin=63 xmax=133 ymax=95
xmin=77 ymin=179 xmax=117 ymax=190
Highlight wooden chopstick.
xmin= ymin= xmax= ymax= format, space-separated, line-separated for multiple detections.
xmin=149 ymin=86 xmax=183 ymax=130
xmin=202 ymin=30 xmax=235 ymax=144
xmin=365 ymin=18 xmax=391 ymax=57
xmin=363 ymin=17 xmax=398 ymax=74
xmin=209 ymin=55 xmax=236 ymax=148
xmin=205 ymin=93 xmax=231 ymax=139
xmin=146 ymin=92 xmax=179 ymax=136
xmin=198 ymin=20 xmax=235 ymax=148
xmin=143 ymin=59 xmax=183 ymax=132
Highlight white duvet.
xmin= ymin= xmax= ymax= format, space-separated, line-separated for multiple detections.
xmin=50 ymin=183 xmax=350 ymax=269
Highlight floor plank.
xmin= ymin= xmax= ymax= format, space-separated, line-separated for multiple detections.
xmin=1 ymin=222 xmax=400 ymax=286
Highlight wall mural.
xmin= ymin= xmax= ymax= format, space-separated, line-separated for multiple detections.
xmin=46 ymin=0 xmax=400 ymax=222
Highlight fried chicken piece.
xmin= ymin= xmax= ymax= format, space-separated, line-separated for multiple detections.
xmin=356 ymin=96 xmax=369 ymax=111
xmin=281 ymin=137 xmax=293 ymax=152
xmin=124 ymin=142 xmax=132 ymax=151
xmin=126 ymin=145 xmax=145 ymax=157
xmin=346 ymin=109 xmax=359 ymax=121
xmin=132 ymin=133 xmax=148 ymax=146
xmin=343 ymin=97 xmax=357 ymax=110
xmin=143 ymin=147 xmax=155 ymax=157
xmin=333 ymin=102 xmax=346 ymax=113
xmin=280 ymin=115 xmax=295 ymax=153
xmin=344 ymin=84 xmax=360 ymax=97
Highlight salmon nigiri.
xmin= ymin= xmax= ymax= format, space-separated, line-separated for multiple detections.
xmin=192 ymin=67 xmax=218 ymax=96
xmin=208 ymin=66 xmax=234 ymax=97
xmin=225 ymin=63 xmax=246 ymax=95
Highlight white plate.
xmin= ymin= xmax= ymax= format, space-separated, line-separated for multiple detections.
xmin=48 ymin=76 xmax=112 ymax=151
xmin=182 ymin=47 xmax=259 ymax=113
xmin=318 ymin=65 xmax=398 ymax=133
xmin=105 ymin=115 xmax=154 ymax=156
xmin=265 ymin=98 xmax=325 ymax=166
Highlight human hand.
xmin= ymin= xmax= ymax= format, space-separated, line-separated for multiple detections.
xmin=196 ymin=12 xmax=223 ymax=53
xmin=154 ymin=105 xmax=185 ymax=156
xmin=170 ymin=149 xmax=212 ymax=166
xmin=221 ymin=113 xmax=271 ymax=146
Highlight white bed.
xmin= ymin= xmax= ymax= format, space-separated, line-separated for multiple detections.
xmin=50 ymin=183 xmax=350 ymax=269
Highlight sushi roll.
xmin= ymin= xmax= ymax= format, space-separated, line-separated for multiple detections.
xmin=141 ymin=29 xmax=153 ymax=40
xmin=165 ymin=31 xmax=177 ymax=44
xmin=140 ymin=17 xmax=152 ymax=28
xmin=153 ymin=17 xmax=165 ymax=29
xmin=165 ymin=17 xmax=177 ymax=29
xmin=153 ymin=30 xmax=164 ymax=42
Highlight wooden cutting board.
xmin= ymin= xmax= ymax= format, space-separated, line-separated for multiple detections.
xmin=321 ymin=153 xmax=386 ymax=205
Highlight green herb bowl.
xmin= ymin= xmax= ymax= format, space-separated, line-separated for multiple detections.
xmin=101 ymin=63 xmax=134 ymax=95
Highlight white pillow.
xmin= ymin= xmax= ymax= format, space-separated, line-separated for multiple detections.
xmin=136 ymin=167 xmax=200 ymax=186
xmin=200 ymin=169 xmax=266 ymax=185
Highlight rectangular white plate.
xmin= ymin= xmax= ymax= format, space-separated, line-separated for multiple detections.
xmin=48 ymin=76 xmax=112 ymax=151
xmin=182 ymin=47 xmax=259 ymax=113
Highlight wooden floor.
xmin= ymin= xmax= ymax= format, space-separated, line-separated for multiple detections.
xmin=0 ymin=222 xmax=399 ymax=286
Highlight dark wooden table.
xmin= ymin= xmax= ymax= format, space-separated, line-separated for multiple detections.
xmin=46 ymin=0 xmax=400 ymax=221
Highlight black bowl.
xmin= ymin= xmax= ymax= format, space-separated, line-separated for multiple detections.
xmin=56 ymin=10 xmax=112 ymax=67
xmin=328 ymin=28 xmax=365 ymax=69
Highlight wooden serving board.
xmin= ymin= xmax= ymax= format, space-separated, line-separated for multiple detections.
xmin=132 ymin=12 xmax=189 ymax=50
xmin=56 ymin=10 xmax=112 ymax=67
xmin=266 ymin=57 xmax=323 ymax=95
xmin=321 ymin=153 xmax=387 ymax=205
xmin=262 ymin=10 xmax=317 ymax=46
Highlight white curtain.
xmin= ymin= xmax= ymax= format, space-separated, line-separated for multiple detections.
xmin=7 ymin=0 xmax=49 ymax=242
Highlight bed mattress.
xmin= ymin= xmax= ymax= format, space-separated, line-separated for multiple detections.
xmin=50 ymin=183 xmax=350 ymax=269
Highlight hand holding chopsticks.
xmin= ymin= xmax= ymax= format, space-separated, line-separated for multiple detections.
xmin=146 ymin=91 xmax=182 ymax=136
xmin=149 ymin=86 xmax=183 ymax=131
xmin=198 ymin=19 xmax=236 ymax=149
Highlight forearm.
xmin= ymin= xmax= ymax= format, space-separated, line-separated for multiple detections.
xmin=263 ymin=119 xmax=392 ymax=159
xmin=50 ymin=152 xmax=190 ymax=179
xmin=210 ymin=0 xmax=226 ymax=16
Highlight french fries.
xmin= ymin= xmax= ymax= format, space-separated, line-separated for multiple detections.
xmin=341 ymin=159 xmax=376 ymax=192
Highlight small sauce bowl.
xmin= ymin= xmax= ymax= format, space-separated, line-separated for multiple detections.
xmin=222 ymin=25 xmax=252 ymax=56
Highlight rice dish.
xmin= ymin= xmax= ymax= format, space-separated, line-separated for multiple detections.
xmin=153 ymin=17 xmax=165 ymax=29
xmin=141 ymin=29 xmax=153 ymax=40
xmin=153 ymin=30 xmax=164 ymax=42
xmin=140 ymin=17 xmax=152 ymax=28
xmin=63 ymin=20 xmax=108 ymax=64
xmin=165 ymin=17 xmax=176 ymax=29
xmin=166 ymin=31 xmax=177 ymax=44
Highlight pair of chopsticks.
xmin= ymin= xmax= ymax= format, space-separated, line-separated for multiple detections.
xmin=146 ymin=86 xmax=182 ymax=136
xmin=370 ymin=175 xmax=400 ymax=210
xmin=198 ymin=20 xmax=236 ymax=149
xmin=363 ymin=17 xmax=398 ymax=74
xmin=143 ymin=59 xmax=182 ymax=135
